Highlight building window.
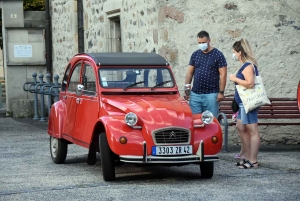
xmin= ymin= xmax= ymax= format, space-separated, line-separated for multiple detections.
xmin=107 ymin=12 xmax=121 ymax=52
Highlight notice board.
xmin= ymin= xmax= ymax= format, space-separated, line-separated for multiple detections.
xmin=6 ymin=28 xmax=46 ymax=65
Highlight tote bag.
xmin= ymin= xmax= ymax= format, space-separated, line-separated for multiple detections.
xmin=236 ymin=63 xmax=271 ymax=113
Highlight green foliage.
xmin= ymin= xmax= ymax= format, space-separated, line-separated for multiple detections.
xmin=23 ymin=0 xmax=45 ymax=11
xmin=6 ymin=111 xmax=13 ymax=117
xmin=0 ymin=1 xmax=45 ymax=50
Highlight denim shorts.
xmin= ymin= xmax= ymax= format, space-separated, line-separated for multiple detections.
xmin=189 ymin=91 xmax=219 ymax=117
xmin=237 ymin=103 xmax=259 ymax=124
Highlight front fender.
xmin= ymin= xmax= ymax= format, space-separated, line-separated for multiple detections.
xmin=100 ymin=115 xmax=145 ymax=156
xmin=193 ymin=118 xmax=223 ymax=155
xmin=48 ymin=100 xmax=65 ymax=139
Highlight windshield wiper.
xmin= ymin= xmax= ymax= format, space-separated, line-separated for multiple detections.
xmin=123 ymin=81 xmax=145 ymax=91
xmin=150 ymin=80 xmax=172 ymax=91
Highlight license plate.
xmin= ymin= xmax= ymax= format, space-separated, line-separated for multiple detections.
xmin=152 ymin=145 xmax=192 ymax=156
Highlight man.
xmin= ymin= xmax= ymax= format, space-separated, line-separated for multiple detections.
xmin=185 ymin=30 xmax=227 ymax=117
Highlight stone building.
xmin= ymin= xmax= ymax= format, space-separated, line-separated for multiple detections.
xmin=51 ymin=0 xmax=300 ymax=145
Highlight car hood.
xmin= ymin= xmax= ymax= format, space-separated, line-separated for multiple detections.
xmin=102 ymin=95 xmax=193 ymax=129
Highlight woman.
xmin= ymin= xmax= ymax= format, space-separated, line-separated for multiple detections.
xmin=229 ymin=38 xmax=260 ymax=169
xmin=234 ymin=130 xmax=245 ymax=160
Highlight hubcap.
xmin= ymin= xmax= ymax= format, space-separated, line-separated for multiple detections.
xmin=51 ymin=137 xmax=58 ymax=157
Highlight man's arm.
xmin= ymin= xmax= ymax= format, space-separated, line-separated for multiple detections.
xmin=183 ymin=65 xmax=194 ymax=100
xmin=185 ymin=65 xmax=195 ymax=84
xmin=217 ymin=66 xmax=227 ymax=102
xmin=219 ymin=66 xmax=227 ymax=92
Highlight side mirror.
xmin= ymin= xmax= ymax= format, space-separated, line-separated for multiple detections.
xmin=76 ymin=84 xmax=84 ymax=96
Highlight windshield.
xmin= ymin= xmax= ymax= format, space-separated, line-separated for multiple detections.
xmin=99 ymin=67 xmax=175 ymax=89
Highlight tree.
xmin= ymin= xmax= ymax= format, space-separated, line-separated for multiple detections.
xmin=0 ymin=1 xmax=45 ymax=49
xmin=23 ymin=0 xmax=45 ymax=11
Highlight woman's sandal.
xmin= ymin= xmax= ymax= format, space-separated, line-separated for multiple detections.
xmin=235 ymin=159 xmax=247 ymax=166
xmin=239 ymin=161 xmax=258 ymax=169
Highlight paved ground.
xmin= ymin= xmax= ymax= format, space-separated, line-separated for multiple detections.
xmin=0 ymin=108 xmax=300 ymax=201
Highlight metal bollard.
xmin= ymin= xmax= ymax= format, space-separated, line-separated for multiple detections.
xmin=53 ymin=75 xmax=59 ymax=102
xmin=23 ymin=72 xmax=61 ymax=120
xmin=46 ymin=73 xmax=52 ymax=116
xmin=217 ymin=112 xmax=229 ymax=152
xmin=38 ymin=74 xmax=47 ymax=122
xmin=32 ymin=73 xmax=39 ymax=120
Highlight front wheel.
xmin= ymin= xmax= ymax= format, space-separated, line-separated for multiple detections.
xmin=99 ymin=132 xmax=115 ymax=181
xmin=200 ymin=162 xmax=214 ymax=179
xmin=50 ymin=136 xmax=68 ymax=164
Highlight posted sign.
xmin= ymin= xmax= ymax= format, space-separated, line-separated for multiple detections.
xmin=14 ymin=45 xmax=33 ymax=58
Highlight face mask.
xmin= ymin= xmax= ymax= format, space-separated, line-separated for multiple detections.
xmin=198 ymin=43 xmax=208 ymax=51
xmin=232 ymin=53 xmax=239 ymax=61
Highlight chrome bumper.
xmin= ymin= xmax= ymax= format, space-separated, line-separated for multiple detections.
xmin=119 ymin=140 xmax=219 ymax=164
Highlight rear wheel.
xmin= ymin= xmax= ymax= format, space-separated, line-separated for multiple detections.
xmin=200 ymin=162 xmax=214 ymax=179
xmin=50 ymin=136 xmax=68 ymax=164
xmin=87 ymin=151 xmax=97 ymax=165
xmin=99 ymin=132 xmax=115 ymax=181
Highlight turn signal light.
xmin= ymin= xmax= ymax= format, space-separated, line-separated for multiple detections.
xmin=211 ymin=136 xmax=218 ymax=144
xmin=119 ymin=136 xmax=127 ymax=144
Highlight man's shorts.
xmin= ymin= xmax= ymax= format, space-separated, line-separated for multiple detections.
xmin=189 ymin=91 xmax=219 ymax=117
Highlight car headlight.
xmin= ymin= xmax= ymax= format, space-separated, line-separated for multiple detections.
xmin=124 ymin=112 xmax=138 ymax=126
xmin=201 ymin=110 xmax=214 ymax=124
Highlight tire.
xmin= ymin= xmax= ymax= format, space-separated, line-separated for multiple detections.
xmin=114 ymin=161 xmax=124 ymax=166
xmin=200 ymin=162 xmax=214 ymax=179
xmin=50 ymin=136 xmax=68 ymax=164
xmin=99 ymin=132 xmax=115 ymax=181
xmin=87 ymin=152 xmax=97 ymax=165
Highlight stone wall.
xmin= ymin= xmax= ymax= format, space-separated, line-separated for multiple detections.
xmin=24 ymin=11 xmax=46 ymax=28
xmin=0 ymin=49 xmax=3 ymax=78
xmin=51 ymin=0 xmax=78 ymax=79
xmin=51 ymin=0 xmax=300 ymax=96
xmin=50 ymin=0 xmax=300 ymax=145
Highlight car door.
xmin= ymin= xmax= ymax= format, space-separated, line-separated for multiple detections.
xmin=62 ymin=62 xmax=83 ymax=142
xmin=72 ymin=62 xmax=99 ymax=147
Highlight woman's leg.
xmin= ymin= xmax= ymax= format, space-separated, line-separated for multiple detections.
xmin=237 ymin=130 xmax=246 ymax=157
xmin=236 ymin=120 xmax=250 ymax=159
xmin=236 ymin=104 xmax=248 ymax=159
xmin=245 ymin=123 xmax=260 ymax=164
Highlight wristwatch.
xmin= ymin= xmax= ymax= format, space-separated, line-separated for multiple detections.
xmin=219 ymin=90 xmax=224 ymax=95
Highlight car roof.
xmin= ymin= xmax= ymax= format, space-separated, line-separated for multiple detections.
xmin=76 ymin=52 xmax=169 ymax=66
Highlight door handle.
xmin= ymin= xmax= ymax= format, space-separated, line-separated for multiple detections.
xmin=76 ymin=98 xmax=81 ymax=104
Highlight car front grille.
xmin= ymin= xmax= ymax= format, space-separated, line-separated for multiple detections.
xmin=153 ymin=128 xmax=190 ymax=144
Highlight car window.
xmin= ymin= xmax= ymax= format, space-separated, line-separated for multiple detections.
xmin=61 ymin=64 xmax=71 ymax=91
xmin=67 ymin=63 xmax=82 ymax=92
xmin=82 ymin=64 xmax=97 ymax=96
xmin=99 ymin=68 xmax=174 ymax=89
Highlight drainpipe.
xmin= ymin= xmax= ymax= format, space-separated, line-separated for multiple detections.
xmin=45 ymin=0 xmax=52 ymax=76
xmin=78 ymin=0 xmax=84 ymax=53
